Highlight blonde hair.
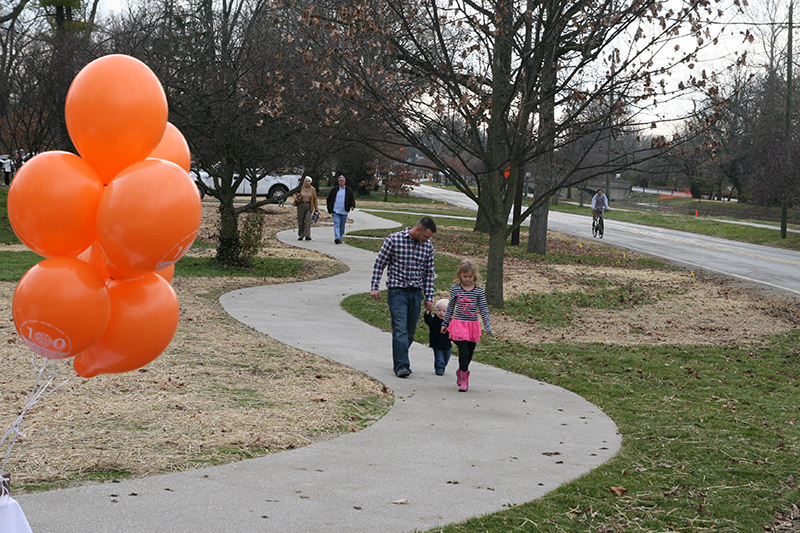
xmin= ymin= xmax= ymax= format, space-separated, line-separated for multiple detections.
xmin=434 ymin=298 xmax=449 ymax=312
xmin=454 ymin=258 xmax=481 ymax=285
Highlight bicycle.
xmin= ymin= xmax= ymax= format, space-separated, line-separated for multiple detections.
xmin=592 ymin=208 xmax=608 ymax=238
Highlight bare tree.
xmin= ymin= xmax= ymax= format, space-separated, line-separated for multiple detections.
xmin=0 ymin=0 xmax=98 ymax=155
xmin=105 ymin=0 xmax=384 ymax=264
xmin=693 ymin=68 xmax=759 ymax=202
xmin=286 ymin=0 xmax=738 ymax=305
xmin=105 ymin=0 xmax=327 ymax=263
xmin=0 ymin=0 xmax=31 ymax=119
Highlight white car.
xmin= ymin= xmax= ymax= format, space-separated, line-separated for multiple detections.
xmin=191 ymin=170 xmax=301 ymax=200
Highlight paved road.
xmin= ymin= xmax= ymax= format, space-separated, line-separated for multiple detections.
xmin=411 ymin=184 xmax=800 ymax=298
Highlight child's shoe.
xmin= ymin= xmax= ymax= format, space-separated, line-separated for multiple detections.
xmin=459 ymin=370 xmax=470 ymax=392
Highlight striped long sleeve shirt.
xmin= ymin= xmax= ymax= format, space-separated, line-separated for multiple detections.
xmin=442 ymin=284 xmax=491 ymax=333
xmin=370 ymin=227 xmax=436 ymax=301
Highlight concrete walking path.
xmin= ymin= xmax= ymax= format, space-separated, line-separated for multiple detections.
xmin=15 ymin=210 xmax=620 ymax=533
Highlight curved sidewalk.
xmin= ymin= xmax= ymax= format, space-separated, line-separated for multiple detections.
xmin=16 ymin=210 xmax=620 ymax=533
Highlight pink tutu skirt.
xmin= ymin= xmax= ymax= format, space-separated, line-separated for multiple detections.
xmin=448 ymin=319 xmax=481 ymax=342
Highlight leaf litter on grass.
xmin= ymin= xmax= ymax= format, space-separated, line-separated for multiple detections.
xmin=0 ymin=204 xmax=392 ymax=493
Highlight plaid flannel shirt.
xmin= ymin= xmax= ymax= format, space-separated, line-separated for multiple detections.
xmin=370 ymin=227 xmax=436 ymax=301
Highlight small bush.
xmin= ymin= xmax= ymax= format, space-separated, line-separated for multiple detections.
xmin=239 ymin=211 xmax=267 ymax=263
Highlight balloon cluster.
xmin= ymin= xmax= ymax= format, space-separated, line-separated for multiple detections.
xmin=8 ymin=55 xmax=202 ymax=378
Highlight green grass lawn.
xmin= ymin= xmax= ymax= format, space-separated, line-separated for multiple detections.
xmin=0 ymin=251 xmax=40 ymax=281
xmin=0 ymin=244 xmax=306 ymax=282
xmin=342 ymin=204 xmax=800 ymax=533
xmin=445 ymin=337 xmax=800 ymax=532
xmin=0 ymin=188 xmax=21 ymax=244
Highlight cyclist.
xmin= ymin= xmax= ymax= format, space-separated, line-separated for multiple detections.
xmin=591 ymin=188 xmax=610 ymax=227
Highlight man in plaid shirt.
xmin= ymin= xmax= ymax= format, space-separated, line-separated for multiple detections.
xmin=370 ymin=217 xmax=437 ymax=378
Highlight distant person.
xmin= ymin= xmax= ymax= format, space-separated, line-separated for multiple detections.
xmin=293 ymin=176 xmax=318 ymax=241
xmin=1 ymin=157 xmax=11 ymax=186
xmin=326 ymin=175 xmax=356 ymax=244
xmin=591 ymin=188 xmax=610 ymax=225
xmin=424 ymin=298 xmax=451 ymax=375
xmin=370 ymin=217 xmax=437 ymax=378
xmin=12 ymin=150 xmax=23 ymax=170
xmin=441 ymin=258 xmax=491 ymax=392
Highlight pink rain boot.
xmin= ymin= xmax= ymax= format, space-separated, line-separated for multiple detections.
xmin=456 ymin=369 xmax=464 ymax=390
xmin=458 ymin=370 xmax=470 ymax=392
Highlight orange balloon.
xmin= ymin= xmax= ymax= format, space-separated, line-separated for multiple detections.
xmin=65 ymin=54 xmax=168 ymax=183
xmin=8 ymin=151 xmax=104 ymax=258
xmin=77 ymin=241 xmax=111 ymax=282
xmin=73 ymin=273 xmax=179 ymax=377
xmin=155 ymin=264 xmax=175 ymax=283
xmin=149 ymin=122 xmax=191 ymax=172
xmin=97 ymin=159 xmax=202 ymax=279
xmin=13 ymin=257 xmax=110 ymax=359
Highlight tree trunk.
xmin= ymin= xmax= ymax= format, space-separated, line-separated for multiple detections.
xmin=250 ymin=174 xmax=258 ymax=204
xmin=527 ymin=201 xmax=549 ymax=255
xmin=526 ymin=151 xmax=555 ymax=255
xmin=484 ymin=222 xmax=507 ymax=306
xmin=216 ymin=195 xmax=242 ymax=264
xmin=216 ymin=160 xmax=242 ymax=264
xmin=477 ymin=0 xmax=514 ymax=303
xmin=525 ymin=27 xmax=557 ymax=256
xmin=511 ymin=168 xmax=524 ymax=246
xmin=474 ymin=205 xmax=490 ymax=233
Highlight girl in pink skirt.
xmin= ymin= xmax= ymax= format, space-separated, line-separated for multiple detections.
xmin=441 ymin=259 xmax=491 ymax=391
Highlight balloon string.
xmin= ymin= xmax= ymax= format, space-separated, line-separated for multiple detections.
xmin=0 ymin=357 xmax=71 ymax=497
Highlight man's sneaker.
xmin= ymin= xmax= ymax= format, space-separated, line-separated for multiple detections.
xmin=396 ymin=369 xmax=412 ymax=378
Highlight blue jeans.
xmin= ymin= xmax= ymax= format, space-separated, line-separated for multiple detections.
xmin=433 ymin=347 xmax=451 ymax=374
xmin=387 ymin=287 xmax=423 ymax=375
xmin=332 ymin=212 xmax=348 ymax=241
